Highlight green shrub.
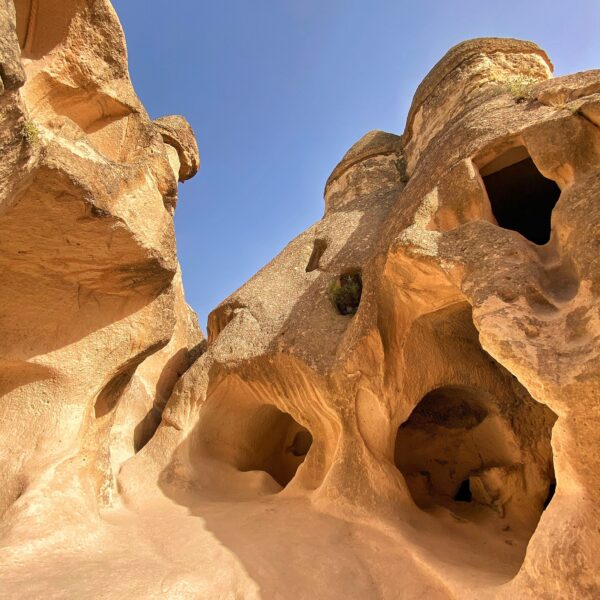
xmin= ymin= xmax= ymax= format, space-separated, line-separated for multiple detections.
xmin=21 ymin=119 xmax=41 ymax=146
xmin=327 ymin=273 xmax=362 ymax=315
xmin=499 ymin=75 xmax=539 ymax=102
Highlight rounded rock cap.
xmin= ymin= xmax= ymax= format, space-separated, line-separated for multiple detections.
xmin=401 ymin=38 xmax=554 ymax=173
xmin=404 ymin=38 xmax=553 ymax=140
xmin=154 ymin=115 xmax=200 ymax=181
xmin=325 ymin=130 xmax=403 ymax=194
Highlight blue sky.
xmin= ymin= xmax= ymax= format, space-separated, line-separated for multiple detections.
xmin=112 ymin=0 xmax=600 ymax=328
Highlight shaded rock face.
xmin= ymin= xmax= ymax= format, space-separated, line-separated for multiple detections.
xmin=0 ymin=5 xmax=598 ymax=599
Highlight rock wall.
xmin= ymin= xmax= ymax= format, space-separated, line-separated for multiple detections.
xmin=0 ymin=3 xmax=598 ymax=599
xmin=0 ymin=0 xmax=203 ymax=541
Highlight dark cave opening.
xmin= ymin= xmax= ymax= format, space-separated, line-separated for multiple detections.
xmin=454 ymin=479 xmax=473 ymax=503
xmin=235 ymin=405 xmax=313 ymax=487
xmin=394 ymin=384 xmax=556 ymax=530
xmin=481 ymin=149 xmax=560 ymax=245
xmin=328 ymin=272 xmax=362 ymax=315
xmin=200 ymin=396 xmax=314 ymax=490
xmin=289 ymin=429 xmax=313 ymax=457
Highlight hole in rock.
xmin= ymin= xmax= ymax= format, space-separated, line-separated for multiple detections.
xmin=199 ymin=394 xmax=314 ymax=490
xmin=395 ymin=385 xmax=556 ymax=532
xmin=290 ymin=429 xmax=313 ymax=457
xmin=306 ymin=239 xmax=327 ymax=272
xmin=454 ymin=479 xmax=472 ymax=502
xmin=235 ymin=406 xmax=312 ymax=486
xmin=480 ymin=147 xmax=561 ymax=245
xmin=327 ymin=272 xmax=362 ymax=315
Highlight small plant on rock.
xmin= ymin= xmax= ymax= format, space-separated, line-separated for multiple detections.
xmin=21 ymin=119 xmax=41 ymax=146
xmin=499 ymin=75 xmax=539 ymax=103
xmin=327 ymin=272 xmax=362 ymax=316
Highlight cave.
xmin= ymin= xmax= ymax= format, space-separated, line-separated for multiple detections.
xmin=199 ymin=390 xmax=314 ymax=490
xmin=234 ymin=404 xmax=313 ymax=487
xmin=480 ymin=146 xmax=561 ymax=245
xmin=454 ymin=479 xmax=473 ymax=503
xmin=394 ymin=385 xmax=556 ymax=530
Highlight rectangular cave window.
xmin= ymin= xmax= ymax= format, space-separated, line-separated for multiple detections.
xmin=480 ymin=146 xmax=561 ymax=245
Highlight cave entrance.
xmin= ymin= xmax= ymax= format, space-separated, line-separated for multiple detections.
xmin=480 ymin=146 xmax=560 ymax=245
xmin=394 ymin=385 xmax=556 ymax=529
xmin=199 ymin=388 xmax=314 ymax=491
xmin=235 ymin=404 xmax=313 ymax=487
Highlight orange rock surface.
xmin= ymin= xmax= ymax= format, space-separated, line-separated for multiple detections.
xmin=1 ymin=3 xmax=598 ymax=598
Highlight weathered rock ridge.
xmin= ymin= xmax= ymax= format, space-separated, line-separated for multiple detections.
xmin=0 ymin=3 xmax=598 ymax=599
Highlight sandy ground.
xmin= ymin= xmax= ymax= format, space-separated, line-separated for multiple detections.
xmin=0 ymin=482 xmax=532 ymax=600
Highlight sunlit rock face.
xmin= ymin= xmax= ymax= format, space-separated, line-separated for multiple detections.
xmin=0 ymin=4 xmax=598 ymax=599
xmin=0 ymin=0 xmax=203 ymax=540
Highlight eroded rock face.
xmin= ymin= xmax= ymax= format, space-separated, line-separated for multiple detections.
xmin=0 ymin=6 xmax=598 ymax=599
xmin=0 ymin=0 xmax=203 ymax=541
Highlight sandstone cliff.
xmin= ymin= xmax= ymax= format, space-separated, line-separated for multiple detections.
xmin=0 ymin=0 xmax=203 ymax=548
xmin=0 ymin=3 xmax=599 ymax=599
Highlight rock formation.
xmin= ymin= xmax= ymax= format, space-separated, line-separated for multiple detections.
xmin=0 ymin=0 xmax=202 ymax=552
xmin=0 ymin=3 xmax=598 ymax=599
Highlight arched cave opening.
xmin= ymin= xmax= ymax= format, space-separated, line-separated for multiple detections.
xmin=394 ymin=385 xmax=556 ymax=531
xmin=199 ymin=394 xmax=314 ymax=490
xmin=480 ymin=146 xmax=561 ymax=245
xmin=235 ymin=404 xmax=313 ymax=487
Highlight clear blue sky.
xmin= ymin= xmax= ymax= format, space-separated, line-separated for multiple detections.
xmin=112 ymin=0 xmax=600 ymax=329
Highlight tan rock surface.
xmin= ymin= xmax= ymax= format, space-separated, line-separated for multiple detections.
xmin=0 ymin=4 xmax=598 ymax=599
xmin=0 ymin=0 xmax=203 ymax=555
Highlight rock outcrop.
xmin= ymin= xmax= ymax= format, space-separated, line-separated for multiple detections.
xmin=0 ymin=0 xmax=203 ymax=545
xmin=0 ymin=3 xmax=598 ymax=599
